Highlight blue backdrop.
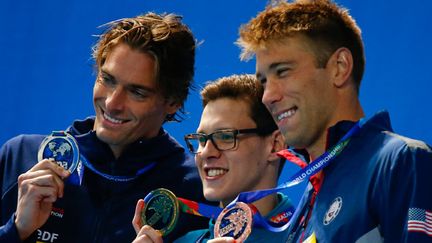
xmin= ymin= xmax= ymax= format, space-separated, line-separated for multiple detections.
xmin=1 ymin=0 xmax=431 ymax=205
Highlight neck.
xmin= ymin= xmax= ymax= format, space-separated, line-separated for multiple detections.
xmin=308 ymin=99 xmax=364 ymax=160
xmin=220 ymin=193 xmax=278 ymax=217
xmin=220 ymin=177 xmax=280 ymax=217
xmin=252 ymin=194 xmax=279 ymax=216
xmin=109 ymin=145 xmax=123 ymax=159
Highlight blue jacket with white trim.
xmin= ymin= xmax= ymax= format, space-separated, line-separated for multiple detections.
xmin=286 ymin=111 xmax=432 ymax=243
xmin=0 ymin=117 xmax=208 ymax=243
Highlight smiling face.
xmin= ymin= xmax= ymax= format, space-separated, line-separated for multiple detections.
xmin=195 ymin=98 xmax=276 ymax=206
xmin=93 ymin=43 xmax=179 ymax=157
xmin=256 ymin=36 xmax=338 ymax=157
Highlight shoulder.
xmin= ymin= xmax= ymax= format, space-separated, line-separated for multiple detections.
xmin=366 ymin=130 xmax=432 ymax=195
xmin=360 ymin=111 xmax=431 ymax=165
xmin=377 ymin=131 xmax=431 ymax=168
xmin=1 ymin=134 xmax=45 ymax=169
xmin=382 ymin=131 xmax=430 ymax=152
xmin=155 ymin=131 xmax=197 ymax=175
xmin=2 ymin=134 xmax=45 ymax=148
xmin=357 ymin=122 xmax=431 ymax=170
xmin=1 ymin=134 xmax=45 ymax=161
xmin=266 ymin=193 xmax=295 ymax=225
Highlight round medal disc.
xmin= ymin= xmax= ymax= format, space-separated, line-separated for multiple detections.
xmin=38 ymin=131 xmax=79 ymax=173
xmin=142 ymin=188 xmax=180 ymax=236
xmin=214 ymin=202 xmax=253 ymax=241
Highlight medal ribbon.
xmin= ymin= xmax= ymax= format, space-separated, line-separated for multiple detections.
xmin=76 ymin=155 xmax=156 ymax=183
xmin=40 ymin=131 xmax=157 ymax=185
xmin=226 ymin=119 xmax=366 ymax=232
xmin=176 ymin=197 xmax=295 ymax=225
xmin=177 ymin=197 xmax=222 ymax=219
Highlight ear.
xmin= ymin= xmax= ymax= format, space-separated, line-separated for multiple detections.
xmin=267 ymin=130 xmax=286 ymax=162
xmin=328 ymin=47 xmax=353 ymax=88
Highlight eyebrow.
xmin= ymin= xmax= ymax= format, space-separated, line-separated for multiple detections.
xmin=195 ymin=128 xmax=235 ymax=134
xmin=100 ymin=70 xmax=114 ymax=80
xmin=100 ymin=70 xmax=157 ymax=94
xmin=256 ymin=61 xmax=295 ymax=79
xmin=127 ymin=84 xmax=156 ymax=94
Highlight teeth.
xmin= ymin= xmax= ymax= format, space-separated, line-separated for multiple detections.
xmin=207 ymin=169 xmax=227 ymax=177
xmin=103 ymin=113 xmax=123 ymax=124
xmin=277 ymin=108 xmax=296 ymax=121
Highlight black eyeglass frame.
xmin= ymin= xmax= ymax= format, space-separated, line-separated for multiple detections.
xmin=184 ymin=128 xmax=263 ymax=154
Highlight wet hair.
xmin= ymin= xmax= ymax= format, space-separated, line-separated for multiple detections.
xmin=93 ymin=12 xmax=196 ymax=121
xmin=201 ymin=74 xmax=285 ymax=176
xmin=238 ymin=0 xmax=365 ymax=93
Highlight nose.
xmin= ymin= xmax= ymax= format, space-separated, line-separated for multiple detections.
xmin=105 ymin=87 xmax=126 ymax=112
xmin=198 ymin=138 xmax=221 ymax=160
xmin=262 ymin=79 xmax=283 ymax=108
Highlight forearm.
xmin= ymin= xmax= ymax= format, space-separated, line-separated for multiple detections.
xmin=0 ymin=214 xmax=22 ymax=243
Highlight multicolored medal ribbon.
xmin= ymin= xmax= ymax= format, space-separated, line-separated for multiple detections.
xmin=38 ymin=131 xmax=80 ymax=173
xmin=142 ymin=188 xmax=222 ymax=236
xmin=219 ymin=119 xmax=366 ymax=240
xmin=142 ymin=189 xmax=295 ymax=239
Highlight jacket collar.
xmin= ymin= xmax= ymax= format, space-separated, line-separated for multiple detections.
xmin=325 ymin=110 xmax=393 ymax=150
xmin=66 ymin=117 xmax=184 ymax=175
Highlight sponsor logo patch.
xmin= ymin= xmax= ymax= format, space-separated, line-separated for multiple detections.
xmin=37 ymin=230 xmax=59 ymax=243
xmin=50 ymin=207 xmax=64 ymax=218
xmin=323 ymin=197 xmax=342 ymax=225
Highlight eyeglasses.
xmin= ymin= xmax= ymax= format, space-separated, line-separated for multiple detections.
xmin=184 ymin=128 xmax=261 ymax=154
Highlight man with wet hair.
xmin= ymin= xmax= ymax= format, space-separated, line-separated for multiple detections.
xmin=0 ymin=12 xmax=207 ymax=242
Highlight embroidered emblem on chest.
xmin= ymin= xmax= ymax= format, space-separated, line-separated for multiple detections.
xmin=323 ymin=197 xmax=342 ymax=225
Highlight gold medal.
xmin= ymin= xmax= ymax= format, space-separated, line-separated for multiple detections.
xmin=142 ymin=188 xmax=180 ymax=236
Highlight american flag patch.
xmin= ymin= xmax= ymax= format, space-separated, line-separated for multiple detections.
xmin=407 ymin=208 xmax=432 ymax=236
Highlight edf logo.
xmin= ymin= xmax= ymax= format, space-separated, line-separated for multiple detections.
xmin=37 ymin=230 xmax=59 ymax=243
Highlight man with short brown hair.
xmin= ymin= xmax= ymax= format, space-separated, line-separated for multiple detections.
xmin=238 ymin=0 xmax=432 ymax=242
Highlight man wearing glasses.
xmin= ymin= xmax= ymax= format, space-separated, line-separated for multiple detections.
xmin=132 ymin=74 xmax=295 ymax=242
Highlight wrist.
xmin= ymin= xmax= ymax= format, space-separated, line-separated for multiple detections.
xmin=14 ymin=214 xmax=33 ymax=241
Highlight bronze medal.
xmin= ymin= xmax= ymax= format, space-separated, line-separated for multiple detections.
xmin=214 ymin=202 xmax=253 ymax=241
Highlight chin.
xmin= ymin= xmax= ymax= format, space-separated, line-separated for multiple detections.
xmin=96 ymin=132 xmax=121 ymax=146
xmin=203 ymin=190 xmax=222 ymax=202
